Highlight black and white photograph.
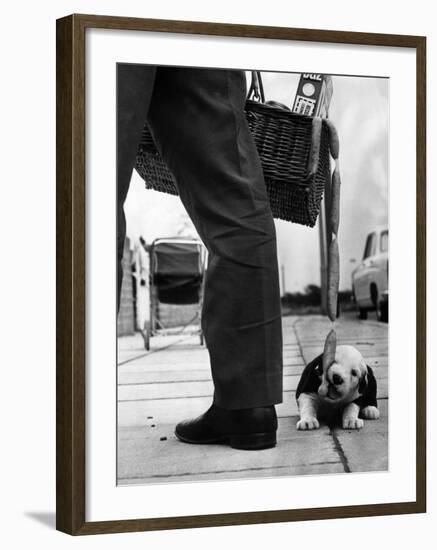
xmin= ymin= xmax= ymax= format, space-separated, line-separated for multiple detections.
xmin=116 ymin=65 xmax=389 ymax=485
xmin=1 ymin=0 xmax=433 ymax=543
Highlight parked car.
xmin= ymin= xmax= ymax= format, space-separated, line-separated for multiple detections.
xmin=352 ymin=227 xmax=388 ymax=322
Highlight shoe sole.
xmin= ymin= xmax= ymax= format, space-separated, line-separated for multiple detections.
xmin=175 ymin=431 xmax=277 ymax=451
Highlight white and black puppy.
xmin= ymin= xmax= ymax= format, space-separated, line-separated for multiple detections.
xmin=296 ymin=345 xmax=379 ymax=430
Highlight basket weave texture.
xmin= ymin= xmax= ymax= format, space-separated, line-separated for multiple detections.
xmin=135 ymin=100 xmax=331 ymax=227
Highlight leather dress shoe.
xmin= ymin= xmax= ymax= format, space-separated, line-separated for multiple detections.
xmin=175 ymin=404 xmax=277 ymax=450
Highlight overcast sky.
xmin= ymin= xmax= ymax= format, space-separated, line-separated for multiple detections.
xmin=124 ymin=71 xmax=388 ymax=292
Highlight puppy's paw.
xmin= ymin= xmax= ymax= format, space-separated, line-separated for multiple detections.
xmin=361 ymin=406 xmax=380 ymax=420
xmin=342 ymin=417 xmax=364 ymax=430
xmin=297 ymin=417 xmax=320 ymax=431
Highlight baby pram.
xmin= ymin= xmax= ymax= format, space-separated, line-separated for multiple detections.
xmin=142 ymin=237 xmax=207 ymax=350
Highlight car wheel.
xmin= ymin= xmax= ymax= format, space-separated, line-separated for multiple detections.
xmin=370 ymin=284 xmax=378 ymax=311
xmin=353 ymin=285 xmax=368 ymax=320
xmin=358 ymin=308 xmax=368 ymax=320
xmin=378 ymin=300 xmax=389 ymax=323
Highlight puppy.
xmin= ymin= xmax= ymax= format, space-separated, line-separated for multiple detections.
xmin=296 ymin=345 xmax=379 ymax=430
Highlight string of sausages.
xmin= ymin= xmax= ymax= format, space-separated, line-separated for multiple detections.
xmin=310 ymin=118 xmax=342 ymax=393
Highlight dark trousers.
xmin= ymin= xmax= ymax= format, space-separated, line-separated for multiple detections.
xmin=117 ymin=65 xmax=283 ymax=409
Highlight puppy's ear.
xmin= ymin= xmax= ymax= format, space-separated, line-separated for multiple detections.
xmin=296 ymin=354 xmax=323 ymax=400
xmin=358 ymin=371 xmax=368 ymax=395
xmin=357 ymin=365 xmax=378 ymax=408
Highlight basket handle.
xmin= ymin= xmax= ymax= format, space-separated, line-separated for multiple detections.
xmin=247 ymin=71 xmax=265 ymax=103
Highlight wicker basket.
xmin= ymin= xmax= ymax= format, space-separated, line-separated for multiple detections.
xmin=135 ymin=72 xmax=332 ymax=227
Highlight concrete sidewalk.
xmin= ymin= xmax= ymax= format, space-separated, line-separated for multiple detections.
xmin=117 ymin=314 xmax=388 ymax=485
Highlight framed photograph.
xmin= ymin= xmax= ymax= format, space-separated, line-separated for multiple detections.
xmin=56 ymin=14 xmax=426 ymax=535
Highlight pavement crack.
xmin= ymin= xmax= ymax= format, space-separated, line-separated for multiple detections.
xmin=119 ymin=461 xmax=341 ymax=481
xmin=117 ymin=335 xmax=191 ymax=366
xmin=330 ymin=429 xmax=351 ymax=473
xmin=291 ymin=318 xmax=307 ymax=372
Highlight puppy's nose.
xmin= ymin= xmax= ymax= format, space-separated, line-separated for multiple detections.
xmin=332 ymin=374 xmax=343 ymax=386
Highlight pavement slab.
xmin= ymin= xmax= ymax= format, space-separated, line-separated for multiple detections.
xmin=117 ymin=313 xmax=388 ymax=484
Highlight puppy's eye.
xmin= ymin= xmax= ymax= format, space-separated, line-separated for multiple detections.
xmin=351 ymin=370 xmax=358 ymax=377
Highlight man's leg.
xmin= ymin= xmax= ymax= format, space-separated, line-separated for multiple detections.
xmin=117 ymin=64 xmax=156 ymax=308
xmin=147 ymin=68 xmax=283 ymax=412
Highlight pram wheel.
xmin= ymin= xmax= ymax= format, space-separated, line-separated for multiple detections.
xmin=141 ymin=322 xmax=151 ymax=351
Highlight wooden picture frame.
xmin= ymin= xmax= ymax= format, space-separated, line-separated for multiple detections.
xmin=56 ymin=13 xmax=426 ymax=535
